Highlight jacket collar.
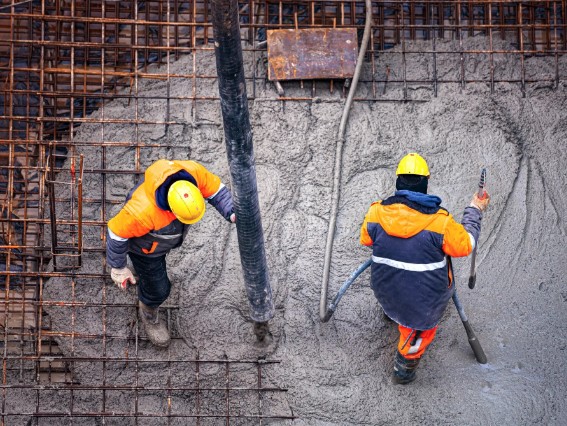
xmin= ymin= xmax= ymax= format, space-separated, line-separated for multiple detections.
xmin=382 ymin=190 xmax=443 ymax=215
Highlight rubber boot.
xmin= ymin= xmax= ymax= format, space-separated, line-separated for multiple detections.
xmin=393 ymin=351 xmax=420 ymax=384
xmin=139 ymin=301 xmax=170 ymax=348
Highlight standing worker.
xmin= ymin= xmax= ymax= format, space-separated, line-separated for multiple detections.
xmin=360 ymin=153 xmax=490 ymax=384
xmin=106 ymin=159 xmax=235 ymax=348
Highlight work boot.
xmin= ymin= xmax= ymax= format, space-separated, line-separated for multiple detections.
xmin=393 ymin=351 xmax=420 ymax=385
xmin=138 ymin=301 xmax=170 ymax=348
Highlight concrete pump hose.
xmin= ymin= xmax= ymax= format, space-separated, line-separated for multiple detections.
xmin=319 ymin=0 xmax=373 ymax=321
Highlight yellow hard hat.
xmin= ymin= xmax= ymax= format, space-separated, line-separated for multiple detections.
xmin=167 ymin=180 xmax=205 ymax=224
xmin=396 ymin=153 xmax=430 ymax=177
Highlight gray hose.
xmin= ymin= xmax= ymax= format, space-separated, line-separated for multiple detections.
xmin=319 ymin=0 xmax=373 ymax=321
xmin=321 ymin=258 xmax=372 ymax=322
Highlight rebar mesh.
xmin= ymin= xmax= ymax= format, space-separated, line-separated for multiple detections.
xmin=0 ymin=0 xmax=565 ymax=423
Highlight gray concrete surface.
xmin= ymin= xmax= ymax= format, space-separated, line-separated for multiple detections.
xmin=37 ymin=36 xmax=567 ymax=424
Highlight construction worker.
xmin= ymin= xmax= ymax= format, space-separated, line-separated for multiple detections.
xmin=360 ymin=153 xmax=490 ymax=384
xmin=106 ymin=159 xmax=235 ymax=348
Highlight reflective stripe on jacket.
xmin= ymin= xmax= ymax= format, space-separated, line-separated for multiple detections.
xmin=360 ymin=195 xmax=482 ymax=330
xmin=106 ymin=160 xmax=224 ymax=268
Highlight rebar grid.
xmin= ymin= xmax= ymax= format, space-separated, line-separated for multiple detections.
xmin=0 ymin=0 xmax=566 ymax=423
xmin=3 ymin=355 xmax=294 ymax=421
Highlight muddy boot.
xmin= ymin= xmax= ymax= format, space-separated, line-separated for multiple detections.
xmin=139 ymin=301 xmax=170 ymax=348
xmin=253 ymin=321 xmax=270 ymax=342
xmin=393 ymin=351 xmax=420 ymax=385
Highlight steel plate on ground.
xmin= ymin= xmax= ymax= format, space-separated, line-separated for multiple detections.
xmin=267 ymin=28 xmax=358 ymax=81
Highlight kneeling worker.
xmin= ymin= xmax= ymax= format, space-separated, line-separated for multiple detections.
xmin=360 ymin=153 xmax=490 ymax=384
xmin=106 ymin=159 xmax=235 ymax=347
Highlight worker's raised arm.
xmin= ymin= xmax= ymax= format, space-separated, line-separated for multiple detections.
xmin=442 ymin=190 xmax=489 ymax=258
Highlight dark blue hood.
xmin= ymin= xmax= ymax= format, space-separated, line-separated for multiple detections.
xmin=382 ymin=190 xmax=443 ymax=215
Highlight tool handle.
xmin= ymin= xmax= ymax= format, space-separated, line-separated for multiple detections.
xmin=462 ymin=319 xmax=488 ymax=364
xmin=452 ymin=290 xmax=488 ymax=364
xmin=468 ymin=247 xmax=478 ymax=289
xmin=469 ymin=168 xmax=486 ymax=291
xmin=468 ymin=272 xmax=476 ymax=290
xmin=477 ymin=168 xmax=487 ymax=198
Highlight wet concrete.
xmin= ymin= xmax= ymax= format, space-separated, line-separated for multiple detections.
xmin=37 ymin=36 xmax=567 ymax=424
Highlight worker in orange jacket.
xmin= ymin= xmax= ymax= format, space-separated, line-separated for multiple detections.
xmin=107 ymin=159 xmax=235 ymax=347
xmin=360 ymin=153 xmax=490 ymax=384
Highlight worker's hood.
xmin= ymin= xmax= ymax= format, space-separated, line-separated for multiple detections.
xmin=143 ymin=160 xmax=182 ymax=201
xmin=377 ymin=191 xmax=445 ymax=238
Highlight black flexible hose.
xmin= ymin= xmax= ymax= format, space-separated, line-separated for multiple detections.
xmin=211 ymin=0 xmax=274 ymax=323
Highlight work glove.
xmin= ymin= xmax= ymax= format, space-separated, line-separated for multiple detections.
xmin=110 ymin=267 xmax=137 ymax=290
xmin=470 ymin=191 xmax=490 ymax=212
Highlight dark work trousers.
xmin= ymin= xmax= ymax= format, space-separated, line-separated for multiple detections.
xmin=128 ymin=252 xmax=171 ymax=308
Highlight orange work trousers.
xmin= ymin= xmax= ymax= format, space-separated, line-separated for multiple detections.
xmin=397 ymin=325 xmax=437 ymax=360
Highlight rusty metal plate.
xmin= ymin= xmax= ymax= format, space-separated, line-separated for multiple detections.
xmin=267 ymin=28 xmax=358 ymax=81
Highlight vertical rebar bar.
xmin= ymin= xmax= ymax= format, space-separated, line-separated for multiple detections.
xmin=134 ymin=302 xmax=140 ymax=426
xmin=554 ymin=1 xmax=560 ymax=88
xmin=257 ymin=360 xmax=264 ymax=426
xmin=563 ymin=0 xmax=567 ymax=51
xmin=166 ymin=0 xmax=172 ymax=142
xmin=401 ymin=2 xmax=407 ymax=99
xmin=3 ymin=9 xmax=16 ymax=422
xmin=458 ymin=0 xmax=465 ymax=91
xmin=433 ymin=31 xmax=438 ymax=97
xmin=47 ymin=150 xmax=58 ymax=270
xmin=225 ymin=359 xmax=230 ymax=425
xmin=489 ymin=2 xmax=494 ymax=94
xmin=519 ymin=2 xmax=526 ymax=97
xmin=196 ymin=352 xmax=201 ymax=426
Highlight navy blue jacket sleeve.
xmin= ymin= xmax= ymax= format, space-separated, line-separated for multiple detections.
xmin=207 ymin=186 xmax=234 ymax=222
xmin=106 ymin=228 xmax=129 ymax=268
xmin=461 ymin=206 xmax=482 ymax=243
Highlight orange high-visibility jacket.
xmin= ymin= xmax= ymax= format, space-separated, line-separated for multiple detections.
xmin=106 ymin=160 xmax=224 ymax=268
xmin=360 ymin=193 xmax=482 ymax=330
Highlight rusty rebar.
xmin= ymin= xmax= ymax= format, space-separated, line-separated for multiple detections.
xmin=1 ymin=0 xmax=566 ymax=422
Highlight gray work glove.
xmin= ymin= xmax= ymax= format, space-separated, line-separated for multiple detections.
xmin=110 ymin=266 xmax=137 ymax=290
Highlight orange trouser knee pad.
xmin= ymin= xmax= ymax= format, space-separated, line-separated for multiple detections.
xmin=397 ymin=325 xmax=437 ymax=360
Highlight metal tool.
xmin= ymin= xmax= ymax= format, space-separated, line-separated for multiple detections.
xmin=468 ymin=168 xmax=486 ymax=289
